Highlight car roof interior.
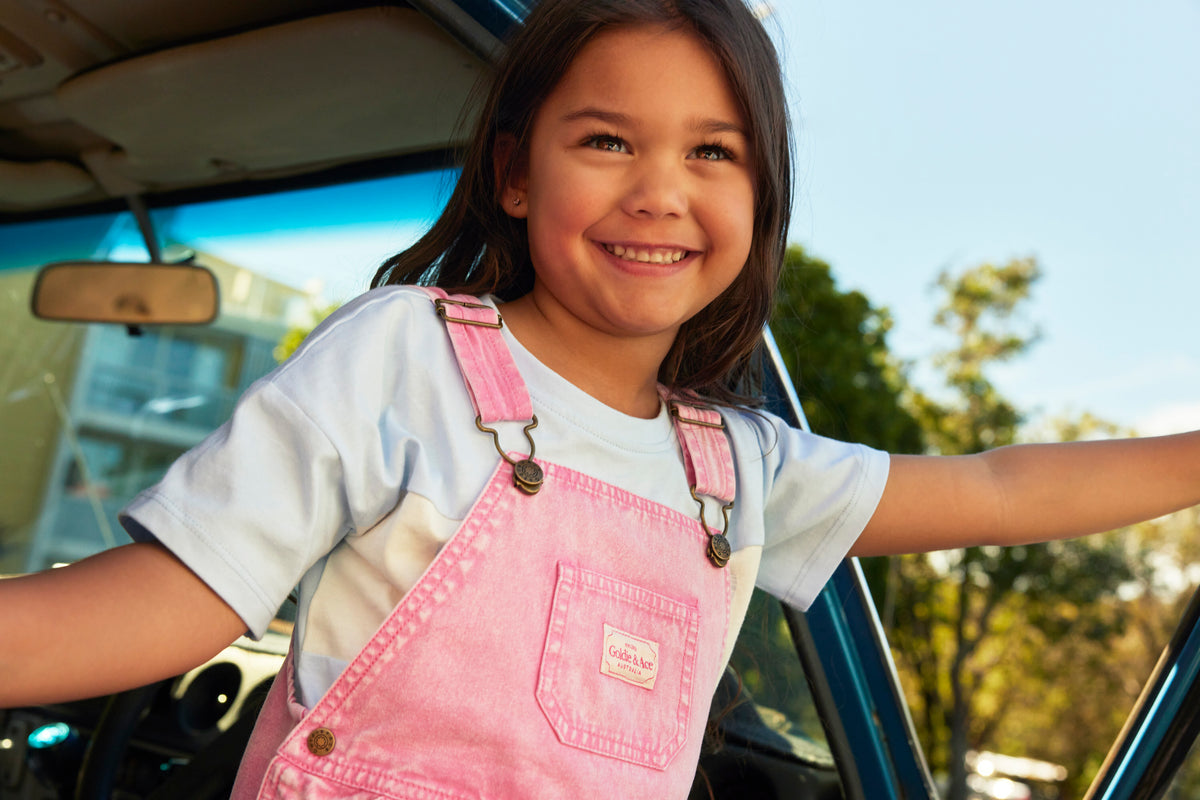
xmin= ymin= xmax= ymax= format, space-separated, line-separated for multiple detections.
xmin=0 ymin=1 xmax=503 ymax=220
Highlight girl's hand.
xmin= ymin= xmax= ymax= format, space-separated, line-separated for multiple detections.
xmin=0 ymin=542 xmax=245 ymax=707
xmin=852 ymin=430 xmax=1200 ymax=557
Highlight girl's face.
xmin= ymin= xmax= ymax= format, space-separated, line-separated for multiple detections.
xmin=505 ymin=24 xmax=755 ymax=352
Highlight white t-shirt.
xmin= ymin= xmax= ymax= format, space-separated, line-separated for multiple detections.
xmin=121 ymin=286 xmax=889 ymax=707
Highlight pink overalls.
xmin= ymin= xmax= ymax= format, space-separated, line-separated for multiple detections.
xmin=232 ymin=290 xmax=736 ymax=798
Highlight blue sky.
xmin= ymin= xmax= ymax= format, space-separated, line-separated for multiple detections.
xmin=768 ymin=0 xmax=1199 ymax=435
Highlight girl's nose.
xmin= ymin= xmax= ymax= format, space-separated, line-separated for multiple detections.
xmin=622 ymin=159 xmax=689 ymax=219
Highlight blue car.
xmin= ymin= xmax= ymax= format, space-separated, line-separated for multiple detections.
xmin=0 ymin=2 xmax=1194 ymax=798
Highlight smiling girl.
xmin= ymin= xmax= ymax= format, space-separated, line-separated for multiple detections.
xmin=4 ymin=0 xmax=1199 ymax=797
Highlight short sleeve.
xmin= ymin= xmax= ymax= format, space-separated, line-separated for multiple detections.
xmin=120 ymin=287 xmax=433 ymax=638
xmin=727 ymin=410 xmax=889 ymax=611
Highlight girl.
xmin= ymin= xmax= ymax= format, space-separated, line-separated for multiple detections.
xmin=4 ymin=0 xmax=1198 ymax=797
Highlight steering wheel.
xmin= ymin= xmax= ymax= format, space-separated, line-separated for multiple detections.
xmin=73 ymin=673 xmax=273 ymax=800
xmin=74 ymin=681 xmax=165 ymax=800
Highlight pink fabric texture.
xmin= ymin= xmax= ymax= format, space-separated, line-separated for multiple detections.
xmin=423 ymin=287 xmax=533 ymax=425
xmin=231 ymin=291 xmax=736 ymax=798
xmin=668 ymin=400 xmax=735 ymax=503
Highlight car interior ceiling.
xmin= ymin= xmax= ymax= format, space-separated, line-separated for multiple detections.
xmin=0 ymin=1 xmax=487 ymax=218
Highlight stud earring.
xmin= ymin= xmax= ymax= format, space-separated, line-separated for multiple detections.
xmin=512 ymin=197 xmax=522 ymax=207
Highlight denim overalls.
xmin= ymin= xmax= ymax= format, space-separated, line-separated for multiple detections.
xmin=232 ymin=289 xmax=736 ymax=798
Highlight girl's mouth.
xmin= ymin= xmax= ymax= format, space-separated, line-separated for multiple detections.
xmin=602 ymin=243 xmax=689 ymax=264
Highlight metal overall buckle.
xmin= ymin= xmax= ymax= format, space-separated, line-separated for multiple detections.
xmin=434 ymin=296 xmax=504 ymax=328
xmin=475 ymin=416 xmax=543 ymax=495
xmin=691 ymin=487 xmax=734 ymax=568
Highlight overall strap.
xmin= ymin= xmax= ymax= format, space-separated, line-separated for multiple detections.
xmin=417 ymin=287 xmax=532 ymax=425
xmin=666 ymin=395 xmax=737 ymax=568
xmin=666 ymin=397 xmax=736 ymax=506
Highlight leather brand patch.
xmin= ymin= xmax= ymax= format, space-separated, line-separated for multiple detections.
xmin=600 ymin=623 xmax=659 ymax=690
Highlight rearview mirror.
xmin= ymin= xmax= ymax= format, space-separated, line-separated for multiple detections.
xmin=31 ymin=261 xmax=219 ymax=325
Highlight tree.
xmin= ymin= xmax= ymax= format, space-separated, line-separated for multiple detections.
xmin=764 ymin=248 xmax=1196 ymax=797
xmin=892 ymin=258 xmax=1138 ymax=800
xmin=770 ymin=245 xmax=924 ymax=455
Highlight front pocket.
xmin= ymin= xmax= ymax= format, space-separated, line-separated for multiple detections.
xmin=263 ymin=757 xmax=481 ymax=800
xmin=536 ymin=562 xmax=700 ymax=769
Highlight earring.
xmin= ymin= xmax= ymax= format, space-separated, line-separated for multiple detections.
xmin=512 ymin=196 xmax=522 ymax=207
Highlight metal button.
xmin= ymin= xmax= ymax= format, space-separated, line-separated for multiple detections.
xmin=307 ymin=727 xmax=335 ymax=756
xmin=707 ymin=533 xmax=731 ymax=568
xmin=512 ymin=458 xmax=544 ymax=494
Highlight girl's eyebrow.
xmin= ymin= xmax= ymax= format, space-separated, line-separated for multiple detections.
xmin=694 ymin=118 xmax=747 ymax=138
xmin=561 ymin=106 xmax=746 ymax=138
xmin=561 ymin=107 xmax=633 ymax=127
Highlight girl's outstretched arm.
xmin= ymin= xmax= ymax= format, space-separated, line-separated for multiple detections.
xmin=852 ymin=430 xmax=1200 ymax=557
xmin=0 ymin=541 xmax=245 ymax=707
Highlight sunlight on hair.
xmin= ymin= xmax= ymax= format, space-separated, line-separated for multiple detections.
xmin=748 ymin=1 xmax=774 ymax=20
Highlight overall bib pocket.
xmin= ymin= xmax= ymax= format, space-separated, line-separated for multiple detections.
xmin=536 ymin=562 xmax=700 ymax=769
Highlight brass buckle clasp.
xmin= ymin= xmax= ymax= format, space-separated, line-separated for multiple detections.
xmin=691 ymin=486 xmax=733 ymax=568
xmin=475 ymin=416 xmax=543 ymax=494
xmin=435 ymin=297 xmax=504 ymax=329
xmin=669 ymin=400 xmax=726 ymax=430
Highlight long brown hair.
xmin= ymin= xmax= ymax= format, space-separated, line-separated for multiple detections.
xmin=373 ymin=0 xmax=792 ymax=405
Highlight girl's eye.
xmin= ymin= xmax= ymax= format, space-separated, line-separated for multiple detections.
xmin=584 ymin=134 xmax=627 ymax=153
xmin=692 ymin=143 xmax=734 ymax=161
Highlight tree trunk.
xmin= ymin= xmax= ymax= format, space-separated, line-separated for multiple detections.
xmin=946 ymin=553 xmax=973 ymax=800
xmin=945 ymin=701 xmax=971 ymax=800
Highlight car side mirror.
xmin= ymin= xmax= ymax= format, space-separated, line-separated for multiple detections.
xmin=31 ymin=261 xmax=220 ymax=325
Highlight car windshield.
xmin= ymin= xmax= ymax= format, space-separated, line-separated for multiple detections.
xmin=0 ymin=169 xmax=453 ymax=576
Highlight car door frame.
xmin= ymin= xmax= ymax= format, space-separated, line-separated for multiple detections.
xmin=1085 ymin=584 xmax=1200 ymax=799
xmin=761 ymin=330 xmax=939 ymax=799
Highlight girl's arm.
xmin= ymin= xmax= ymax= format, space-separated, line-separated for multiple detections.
xmin=852 ymin=430 xmax=1200 ymax=557
xmin=0 ymin=542 xmax=245 ymax=707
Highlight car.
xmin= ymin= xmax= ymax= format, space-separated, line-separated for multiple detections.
xmin=1 ymin=2 xmax=1197 ymax=798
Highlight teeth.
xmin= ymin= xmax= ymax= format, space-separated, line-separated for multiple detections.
xmin=606 ymin=244 xmax=687 ymax=264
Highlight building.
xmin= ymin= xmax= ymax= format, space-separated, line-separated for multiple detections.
xmin=4 ymin=251 xmax=318 ymax=572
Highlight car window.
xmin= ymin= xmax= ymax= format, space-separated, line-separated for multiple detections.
xmin=728 ymin=589 xmax=830 ymax=750
xmin=1160 ymin=735 xmax=1200 ymax=798
xmin=688 ymin=589 xmax=841 ymax=799
xmin=0 ymin=170 xmax=452 ymax=578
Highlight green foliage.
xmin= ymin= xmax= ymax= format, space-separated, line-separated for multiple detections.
xmin=770 ymin=245 xmax=924 ymax=455
xmin=909 ymin=257 xmax=1041 ymax=454
xmin=888 ymin=257 xmax=1168 ymax=800
xmin=273 ymin=304 xmax=340 ymax=363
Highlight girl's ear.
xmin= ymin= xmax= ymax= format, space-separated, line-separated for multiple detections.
xmin=494 ymin=133 xmax=529 ymax=219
